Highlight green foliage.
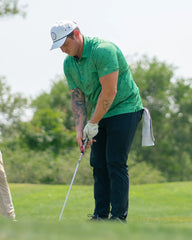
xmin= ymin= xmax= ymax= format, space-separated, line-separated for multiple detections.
xmin=0 ymin=76 xmax=28 ymax=138
xmin=0 ymin=0 xmax=26 ymax=17
xmin=19 ymin=78 xmax=76 ymax=154
xmin=129 ymin=152 xmax=166 ymax=184
xmin=1 ymin=141 xmax=166 ymax=185
xmin=32 ymin=77 xmax=74 ymax=130
xmin=131 ymin=56 xmax=175 ymax=115
xmin=20 ymin=108 xmax=76 ymax=154
xmin=2 ymin=145 xmax=92 ymax=185
xmin=130 ymin=56 xmax=192 ymax=181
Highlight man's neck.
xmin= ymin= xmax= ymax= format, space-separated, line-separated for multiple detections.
xmin=77 ymin=35 xmax=84 ymax=59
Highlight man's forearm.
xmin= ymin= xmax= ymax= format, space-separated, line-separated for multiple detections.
xmin=90 ymin=89 xmax=116 ymax=123
xmin=90 ymin=92 xmax=112 ymax=123
xmin=71 ymin=88 xmax=87 ymax=133
xmin=90 ymin=71 xmax=118 ymax=124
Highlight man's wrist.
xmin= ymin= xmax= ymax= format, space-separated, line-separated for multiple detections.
xmin=89 ymin=120 xmax=98 ymax=124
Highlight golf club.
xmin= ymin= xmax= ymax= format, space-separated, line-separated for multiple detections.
xmin=59 ymin=139 xmax=88 ymax=221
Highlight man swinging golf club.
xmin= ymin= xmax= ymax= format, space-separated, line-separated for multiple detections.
xmin=50 ymin=20 xmax=143 ymax=222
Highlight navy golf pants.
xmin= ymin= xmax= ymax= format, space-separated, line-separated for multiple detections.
xmin=90 ymin=110 xmax=143 ymax=219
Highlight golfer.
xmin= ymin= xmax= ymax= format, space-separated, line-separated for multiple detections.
xmin=0 ymin=151 xmax=16 ymax=220
xmin=50 ymin=20 xmax=143 ymax=222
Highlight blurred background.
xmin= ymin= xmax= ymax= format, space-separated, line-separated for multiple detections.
xmin=0 ymin=0 xmax=192 ymax=185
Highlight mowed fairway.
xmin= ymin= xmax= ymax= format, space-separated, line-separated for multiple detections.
xmin=0 ymin=182 xmax=192 ymax=240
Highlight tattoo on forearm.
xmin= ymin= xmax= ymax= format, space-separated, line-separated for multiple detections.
xmin=102 ymin=99 xmax=113 ymax=112
xmin=71 ymin=88 xmax=86 ymax=128
xmin=71 ymin=88 xmax=82 ymax=99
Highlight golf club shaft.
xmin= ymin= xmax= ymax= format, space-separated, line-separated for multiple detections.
xmin=59 ymin=139 xmax=88 ymax=221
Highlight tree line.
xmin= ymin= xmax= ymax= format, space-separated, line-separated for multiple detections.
xmin=0 ymin=56 xmax=192 ymax=184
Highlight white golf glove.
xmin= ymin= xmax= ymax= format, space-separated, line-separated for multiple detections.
xmin=83 ymin=122 xmax=98 ymax=141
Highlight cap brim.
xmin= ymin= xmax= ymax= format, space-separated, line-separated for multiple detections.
xmin=50 ymin=37 xmax=66 ymax=50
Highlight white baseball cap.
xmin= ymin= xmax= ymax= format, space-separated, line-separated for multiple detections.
xmin=50 ymin=20 xmax=77 ymax=50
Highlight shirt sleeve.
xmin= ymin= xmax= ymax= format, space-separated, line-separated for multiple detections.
xmin=63 ymin=58 xmax=77 ymax=90
xmin=94 ymin=42 xmax=119 ymax=78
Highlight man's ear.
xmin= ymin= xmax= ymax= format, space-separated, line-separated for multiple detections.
xmin=73 ymin=30 xmax=80 ymax=38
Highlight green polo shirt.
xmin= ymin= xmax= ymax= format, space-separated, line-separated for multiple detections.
xmin=64 ymin=36 xmax=143 ymax=118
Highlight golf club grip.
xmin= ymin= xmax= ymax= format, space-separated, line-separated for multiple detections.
xmin=81 ymin=138 xmax=88 ymax=153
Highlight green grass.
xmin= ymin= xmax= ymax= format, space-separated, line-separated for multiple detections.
xmin=0 ymin=182 xmax=192 ymax=240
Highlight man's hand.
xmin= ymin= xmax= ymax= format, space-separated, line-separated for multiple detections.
xmin=83 ymin=122 xmax=98 ymax=141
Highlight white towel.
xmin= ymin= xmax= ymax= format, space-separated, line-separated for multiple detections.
xmin=142 ymin=107 xmax=155 ymax=147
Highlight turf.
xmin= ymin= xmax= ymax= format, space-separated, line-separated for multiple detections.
xmin=0 ymin=182 xmax=192 ymax=239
